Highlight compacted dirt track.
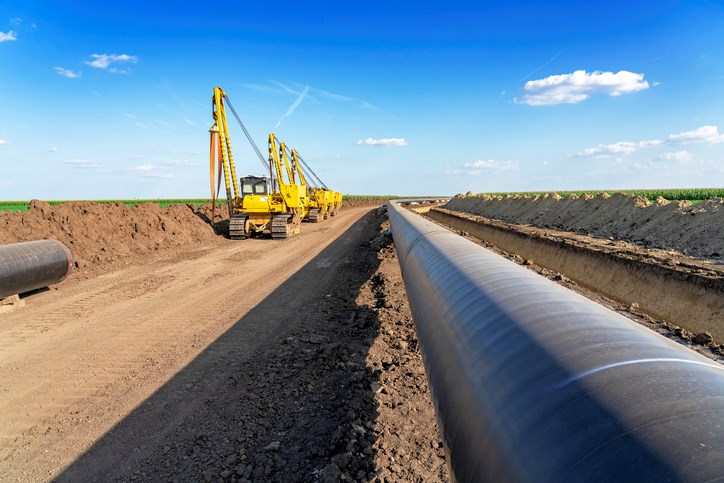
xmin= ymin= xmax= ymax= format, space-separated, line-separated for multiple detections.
xmin=0 ymin=206 xmax=447 ymax=482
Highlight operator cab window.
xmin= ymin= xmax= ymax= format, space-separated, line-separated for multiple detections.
xmin=254 ymin=182 xmax=268 ymax=195
xmin=241 ymin=180 xmax=255 ymax=195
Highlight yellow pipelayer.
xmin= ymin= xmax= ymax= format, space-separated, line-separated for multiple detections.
xmin=208 ymin=86 xmax=306 ymax=239
xmin=288 ymin=148 xmax=343 ymax=221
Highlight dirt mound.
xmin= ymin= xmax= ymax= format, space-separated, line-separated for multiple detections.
xmin=445 ymin=193 xmax=724 ymax=259
xmin=0 ymin=200 xmax=222 ymax=277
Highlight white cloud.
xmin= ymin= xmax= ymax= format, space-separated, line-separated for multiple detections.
xmin=184 ymin=118 xmax=197 ymax=126
xmin=54 ymin=66 xmax=81 ymax=78
xmin=465 ymin=159 xmax=519 ymax=173
xmin=0 ymin=31 xmax=17 ymax=42
xmin=576 ymin=139 xmax=662 ymax=157
xmin=516 ymin=70 xmax=649 ymax=106
xmin=64 ymin=159 xmax=100 ymax=169
xmin=49 ymin=146 xmax=59 ymax=152
xmin=356 ymin=137 xmax=408 ymax=146
xmin=129 ymin=164 xmax=173 ymax=178
xmin=85 ymin=53 xmax=137 ymax=71
xmin=667 ymin=125 xmax=724 ymax=144
xmin=659 ymin=150 xmax=694 ymax=162
xmin=0 ymin=139 xmax=9 ymax=145
xmin=576 ymin=125 xmax=724 ymax=158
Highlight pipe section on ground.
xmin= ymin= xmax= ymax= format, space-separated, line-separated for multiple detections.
xmin=0 ymin=240 xmax=73 ymax=299
xmin=388 ymin=200 xmax=724 ymax=482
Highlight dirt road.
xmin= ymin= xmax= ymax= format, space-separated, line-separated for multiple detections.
xmin=0 ymin=206 xmax=447 ymax=482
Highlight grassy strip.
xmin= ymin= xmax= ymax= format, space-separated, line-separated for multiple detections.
xmin=0 ymin=199 xmax=216 ymax=212
xmin=0 ymin=195 xmax=410 ymax=212
xmin=472 ymin=188 xmax=724 ymax=201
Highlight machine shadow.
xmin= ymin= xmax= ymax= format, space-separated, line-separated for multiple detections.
xmin=193 ymin=209 xmax=230 ymax=238
xmin=58 ymin=209 xmax=387 ymax=482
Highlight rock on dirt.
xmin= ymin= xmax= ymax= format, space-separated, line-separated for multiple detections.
xmin=445 ymin=193 xmax=724 ymax=259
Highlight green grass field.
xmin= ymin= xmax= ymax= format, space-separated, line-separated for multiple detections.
xmin=0 ymin=198 xmax=213 ymax=213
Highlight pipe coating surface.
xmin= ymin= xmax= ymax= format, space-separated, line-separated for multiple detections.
xmin=0 ymin=240 xmax=73 ymax=299
xmin=388 ymin=200 xmax=724 ymax=483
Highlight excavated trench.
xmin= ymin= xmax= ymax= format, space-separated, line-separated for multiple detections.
xmin=420 ymin=205 xmax=724 ymax=358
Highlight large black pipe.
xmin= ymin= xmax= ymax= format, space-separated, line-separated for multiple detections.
xmin=388 ymin=200 xmax=724 ymax=482
xmin=0 ymin=240 xmax=73 ymax=299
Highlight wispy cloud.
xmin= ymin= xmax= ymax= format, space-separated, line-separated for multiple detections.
xmin=356 ymin=137 xmax=408 ymax=146
xmin=165 ymin=159 xmax=198 ymax=167
xmin=576 ymin=139 xmax=662 ymax=157
xmin=133 ymin=119 xmax=173 ymax=131
xmin=518 ymin=49 xmax=566 ymax=83
xmin=270 ymin=80 xmax=300 ymax=95
xmin=274 ymin=85 xmax=309 ymax=128
xmin=576 ymin=125 xmax=724 ymax=157
xmin=0 ymin=139 xmax=9 ymax=145
xmin=129 ymin=164 xmax=173 ymax=178
xmin=64 ymin=159 xmax=101 ymax=169
xmin=658 ymin=150 xmax=694 ymax=162
xmin=447 ymin=159 xmax=519 ymax=176
xmin=183 ymin=118 xmax=197 ymax=126
xmin=54 ymin=66 xmax=81 ymax=78
xmin=241 ymin=82 xmax=282 ymax=94
xmin=467 ymin=159 xmax=518 ymax=174
xmin=312 ymin=85 xmax=377 ymax=109
xmin=85 ymin=53 xmax=137 ymax=73
xmin=243 ymin=80 xmax=377 ymax=110
xmin=516 ymin=70 xmax=649 ymax=106
xmin=0 ymin=30 xmax=17 ymax=42
xmin=49 ymin=146 xmax=59 ymax=152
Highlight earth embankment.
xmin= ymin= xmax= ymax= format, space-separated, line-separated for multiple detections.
xmin=444 ymin=193 xmax=724 ymax=259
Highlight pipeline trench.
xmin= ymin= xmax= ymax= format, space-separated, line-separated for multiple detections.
xmin=419 ymin=205 xmax=724 ymax=357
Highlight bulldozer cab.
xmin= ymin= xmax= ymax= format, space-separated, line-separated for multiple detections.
xmin=240 ymin=176 xmax=269 ymax=197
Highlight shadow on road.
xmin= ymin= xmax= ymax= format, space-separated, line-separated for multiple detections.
xmin=58 ymin=209 xmax=388 ymax=482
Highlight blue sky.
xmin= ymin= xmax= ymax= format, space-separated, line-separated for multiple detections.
xmin=0 ymin=1 xmax=723 ymax=199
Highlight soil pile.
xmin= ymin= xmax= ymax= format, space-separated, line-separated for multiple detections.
xmin=445 ymin=193 xmax=724 ymax=259
xmin=0 ymin=200 xmax=222 ymax=276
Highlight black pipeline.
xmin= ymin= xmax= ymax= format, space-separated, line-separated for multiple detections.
xmin=388 ymin=200 xmax=724 ymax=482
xmin=0 ymin=240 xmax=73 ymax=299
